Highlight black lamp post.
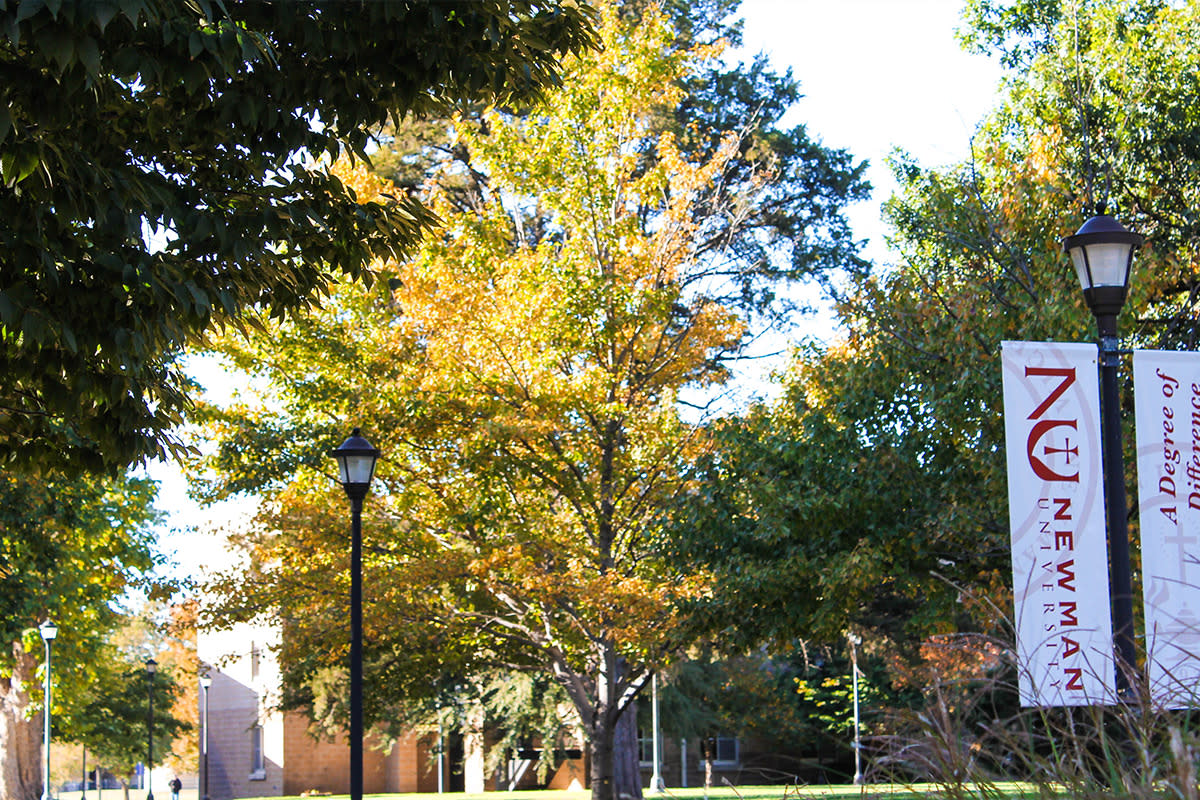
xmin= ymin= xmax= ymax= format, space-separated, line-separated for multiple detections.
xmin=40 ymin=620 xmax=58 ymax=800
xmin=200 ymin=673 xmax=212 ymax=800
xmin=145 ymin=658 xmax=157 ymax=800
xmin=1063 ymin=211 xmax=1144 ymax=698
xmin=330 ymin=428 xmax=380 ymax=800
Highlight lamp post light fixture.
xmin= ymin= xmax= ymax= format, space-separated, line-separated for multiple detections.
xmin=847 ymin=632 xmax=863 ymax=785
xmin=330 ymin=428 xmax=381 ymax=800
xmin=200 ymin=673 xmax=213 ymax=800
xmin=145 ymin=658 xmax=157 ymax=800
xmin=1063 ymin=211 xmax=1144 ymax=699
xmin=39 ymin=620 xmax=58 ymax=800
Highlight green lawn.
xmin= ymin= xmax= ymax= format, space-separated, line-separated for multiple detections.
xmin=232 ymin=784 xmax=1048 ymax=800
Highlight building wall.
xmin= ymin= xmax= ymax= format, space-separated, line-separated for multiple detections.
xmin=640 ymin=735 xmax=820 ymax=789
xmin=198 ymin=623 xmax=284 ymax=800
xmin=548 ymin=757 xmax=587 ymax=790
xmin=199 ymin=623 xmax=452 ymax=798
xmin=280 ymin=713 xmax=390 ymax=796
xmin=201 ymin=623 xmax=644 ymax=795
xmin=386 ymin=730 xmax=444 ymax=793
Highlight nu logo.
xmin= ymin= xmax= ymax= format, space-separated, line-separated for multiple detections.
xmin=1025 ymin=366 xmax=1080 ymax=483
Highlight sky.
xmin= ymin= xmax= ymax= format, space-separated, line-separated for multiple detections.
xmin=734 ymin=0 xmax=1006 ymax=263
xmin=149 ymin=0 xmax=1010 ymax=575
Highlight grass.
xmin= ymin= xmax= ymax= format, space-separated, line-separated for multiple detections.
xmin=230 ymin=783 xmax=1050 ymax=800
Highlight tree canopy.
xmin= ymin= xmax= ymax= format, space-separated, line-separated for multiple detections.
xmin=72 ymin=655 xmax=190 ymax=791
xmin=671 ymin=0 xmax=1200 ymax=701
xmin=0 ymin=469 xmax=161 ymax=800
xmin=192 ymin=1 xmax=867 ymax=798
xmin=0 ymin=0 xmax=597 ymax=473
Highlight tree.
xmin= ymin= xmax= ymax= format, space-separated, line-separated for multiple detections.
xmin=658 ymin=649 xmax=806 ymax=787
xmin=95 ymin=599 xmax=202 ymax=778
xmin=953 ymin=0 xmax=1200 ymax=346
xmin=192 ymin=2 xmax=866 ymax=799
xmin=433 ymin=671 xmax=583 ymax=787
xmin=72 ymin=656 xmax=190 ymax=800
xmin=670 ymin=328 xmax=1018 ymax=650
xmin=670 ymin=0 xmax=1200 ymax=733
xmin=0 ymin=0 xmax=597 ymax=473
xmin=159 ymin=601 xmax=201 ymax=777
xmin=0 ymin=471 xmax=161 ymax=800
xmin=791 ymin=643 xmax=890 ymax=779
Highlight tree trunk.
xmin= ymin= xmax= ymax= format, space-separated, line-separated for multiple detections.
xmin=588 ymin=694 xmax=643 ymax=800
xmin=612 ymin=697 xmax=641 ymax=800
xmin=0 ymin=642 xmax=43 ymax=800
xmin=589 ymin=717 xmax=615 ymax=800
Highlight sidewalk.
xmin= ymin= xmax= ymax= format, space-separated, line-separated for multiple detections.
xmin=59 ymin=790 xmax=200 ymax=800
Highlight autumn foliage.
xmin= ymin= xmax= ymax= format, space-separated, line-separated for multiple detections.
xmin=193 ymin=1 xmax=875 ymax=797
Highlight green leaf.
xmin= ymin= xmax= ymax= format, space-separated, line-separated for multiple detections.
xmin=1 ymin=151 xmax=38 ymax=187
xmin=185 ymin=282 xmax=209 ymax=313
xmin=118 ymin=0 xmax=144 ymax=25
xmin=93 ymin=0 xmax=119 ymax=33
xmin=21 ymin=309 xmax=48 ymax=343
xmin=15 ymin=0 xmax=44 ymax=24
xmin=0 ymin=0 xmax=598 ymax=476
xmin=2 ymin=14 xmax=19 ymax=46
xmin=77 ymin=35 xmax=100 ymax=77
xmin=38 ymin=26 xmax=75 ymax=73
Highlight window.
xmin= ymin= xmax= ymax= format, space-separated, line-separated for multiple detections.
xmin=699 ymin=735 xmax=739 ymax=766
xmin=250 ymin=725 xmax=265 ymax=778
xmin=713 ymin=735 xmax=738 ymax=765
xmin=637 ymin=729 xmax=655 ymax=767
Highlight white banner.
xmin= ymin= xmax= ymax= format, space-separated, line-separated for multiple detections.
xmin=1134 ymin=350 xmax=1200 ymax=707
xmin=1002 ymin=341 xmax=1114 ymax=706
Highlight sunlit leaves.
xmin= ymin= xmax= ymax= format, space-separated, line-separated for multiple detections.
xmin=0 ymin=467 xmax=163 ymax=786
xmin=0 ymin=0 xmax=597 ymax=472
xmin=191 ymin=0 xmax=836 ymax=769
xmin=191 ymin=9 xmax=873 ymax=793
xmin=675 ymin=1 xmax=1200 ymax=697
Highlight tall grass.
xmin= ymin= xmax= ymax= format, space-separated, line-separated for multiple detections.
xmin=864 ymin=633 xmax=1200 ymax=800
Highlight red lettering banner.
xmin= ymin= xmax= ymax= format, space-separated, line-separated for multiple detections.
xmin=1002 ymin=341 xmax=1114 ymax=706
xmin=1134 ymin=350 xmax=1200 ymax=708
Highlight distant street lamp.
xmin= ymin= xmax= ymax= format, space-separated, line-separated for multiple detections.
xmin=437 ymin=719 xmax=445 ymax=795
xmin=145 ymin=659 xmax=157 ymax=800
xmin=40 ymin=620 xmax=58 ymax=800
xmin=847 ymin=632 xmax=863 ymax=785
xmin=650 ymin=673 xmax=663 ymax=793
xmin=200 ymin=673 xmax=213 ymax=800
xmin=1063 ymin=211 xmax=1144 ymax=698
xmin=330 ymin=428 xmax=381 ymax=800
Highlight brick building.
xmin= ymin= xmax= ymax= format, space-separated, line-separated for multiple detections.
xmin=197 ymin=622 xmax=820 ymax=798
xmin=196 ymin=623 xmax=587 ymax=799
